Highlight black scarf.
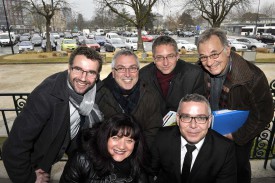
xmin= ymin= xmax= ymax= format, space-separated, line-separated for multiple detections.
xmin=105 ymin=77 xmax=140 ymax=114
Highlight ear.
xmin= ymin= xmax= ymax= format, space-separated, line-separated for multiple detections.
xmin=207 ymin=115 xmax=212 ymax=128
xmin=225 ymin=46 xmax=231 ymax=57
xmin=176 ymin=113 xmax=180 ymax=126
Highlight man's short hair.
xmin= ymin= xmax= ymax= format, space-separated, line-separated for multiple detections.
xmin=152 ymin=36 xmax=178 ymax=55
xmin=197 ymin=28 xmax=229 ymax=49
xmin=177 ymin=94 xmax=212 ymax=115
xmin=111 ymin=49 xmax=140 ymax=68
xmin=69 ymin=47 xmax=103 ymax=73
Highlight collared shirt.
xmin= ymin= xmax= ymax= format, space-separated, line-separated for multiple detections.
xmin=180 ymin=136 xmax=205 ymax=172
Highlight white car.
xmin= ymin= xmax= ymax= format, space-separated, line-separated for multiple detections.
xmin=227 ymin=39 xmax=248 ymax=52
xmin=125 ymin=37 xmax=138 ymax=51
xmin=18 ymin=41 xmax=34 ymax=53
xmin=235 ymin=37 xmax=267 ymax=51
xmin=176 ymin=39 xmax=197 ymax=52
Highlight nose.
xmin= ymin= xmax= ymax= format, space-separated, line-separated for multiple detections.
xmin=124 ymin=68 xmax=131 ymax=77
xmin=189 ymin=119 xmax=197 ymax=129
xmin=80 ymin=71 xmax=87 ymax=81
xmin=163 ymin=58 xmax=169 ymax=66
xmin=117 ymin=139 xmax=126 ymax=149
xmin=206 ymin=57 xmax=215 ymax=67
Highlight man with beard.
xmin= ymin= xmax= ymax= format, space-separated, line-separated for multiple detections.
xmin=2 ymin=47 xmax=104 ymax=183
xmin=98 ymin=49 xmax=163 ymax=148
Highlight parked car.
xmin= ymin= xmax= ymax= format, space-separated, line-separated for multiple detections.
xmin=141 ymin=35 xmax=153 ymax=42
xmin=178 ymin=31 xmax=194 ymax=37
xmin=41 ymin=40 xmax=56 ymax=52
xmin=176 ymin=39 xmax=197 ymax=52
xmin=50 ymin=32 xmax=60 ymax=39
xmin=235 ymin=37 xmax=268 ymax=50
xmin=227 ymin=38 xmax=248 ymax=52
xmin=105 ymin=32 xmax=120 ymax=41
xmin=76 ymin=35 xmax=86 ymax=45
xmin=19 ymin=35 xmax=30 ymax=42
xmin=18 ymin=41 xmax=34 ymax=53
xmin=61 ymin=39 xmax=78 ymax=51
xmin=87 ymin=33 xmax=95 ymax=39
xmin=104 ymin=38 xmax=127 ymax=52
xmin=31 ymin=36 xmax=42 ymax=46
xmin=80 ymin=39 xmax=100 ymax=52
xmin=125 ymin=37 xmax=138 ymax=51
xmin=256 ymin=35 xmax=275 ymax=45
xmin=64 ymin=32 xmax=73 ymax=39
xmin=94 ymin=36 xmax=106 ymax=46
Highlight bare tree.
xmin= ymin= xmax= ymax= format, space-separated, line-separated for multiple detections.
xmin=184 ymin=0 xmax=251 ymax=27
xmin=97 ymin=0 xmax=159 ymax=51
xmin=17 ymin=0 xmax=67 ymax=51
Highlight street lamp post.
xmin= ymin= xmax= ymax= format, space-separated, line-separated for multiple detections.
xmin=254 ymin=0 xmax=261 ymax=35
xmin=2 ymin=0 xmax=14 ymax=54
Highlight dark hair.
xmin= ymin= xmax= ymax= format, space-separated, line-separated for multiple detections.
xmin=177 ymin=93 xmax=211 ymax=115
xmin=68 ymin=46 xmax=103 ymax=73
xmin=81 ymin=113 xmax=147 ymax=177
xmin=152 ymin=35 xmax=178 ymax=55
xmin=197 ymin=28 xmax=229 ymax=49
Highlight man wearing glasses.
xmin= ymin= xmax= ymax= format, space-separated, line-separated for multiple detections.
xmin=150 ymin=94 xmax=237 ymax=183
xmin=98 ymin=49 xmax=163 ymax=147
xmin=2 ymin=47 xmax=104 ymax=183
xmin=140 ymin=36 xmax=204 ymax=117
xmin=197 ymin=28 xmax=273 ymax=183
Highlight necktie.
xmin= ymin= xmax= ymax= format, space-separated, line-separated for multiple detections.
xmin=181 ymin=144 xmax=196 ymax=183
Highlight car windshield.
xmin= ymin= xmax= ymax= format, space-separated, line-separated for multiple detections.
xmin=249 ymin=39 xmax=261 ymax=43
xmin=111 ymin=39 xmax=123 ymax=44
xmin=85 ymin=39 xmax=97 ymax=44
xmin=63 ymin=39 xmax=76 ymax=44
xmin=0 ymin=35 xmax=9 ymax=39
xmin=20 ymin=41 xmax=32 ymax=46
xmin=130 ymin=38 xmax=138 ymax=43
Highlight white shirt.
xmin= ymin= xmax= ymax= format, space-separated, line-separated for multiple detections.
xmin=180 ymin=137 xmax=205 ymax=172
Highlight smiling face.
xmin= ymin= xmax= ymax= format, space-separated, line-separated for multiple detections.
xmin=112 ymin=55 xmax=139 ymax=90
xmin=107 ymin=134 xmax=135 ymax=162
xmin=153 ymin=44 xmax=179 ymax=74
xmin=68 ymin=55 xmax=99 ymax=95
xmin=176 ymin=101 xmax=211 ymax=144
xmin=198 ymin=35 xmax=231 ymax=76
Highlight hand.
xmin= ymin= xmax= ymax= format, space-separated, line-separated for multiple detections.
xmin=224 ymin=133 xmax=234 ymax=140
xmin=35 ymin=169 xmax=50 ymax=183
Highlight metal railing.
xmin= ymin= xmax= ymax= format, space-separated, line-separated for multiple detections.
xmin=0 ymin=81 xmax=275 ymax=167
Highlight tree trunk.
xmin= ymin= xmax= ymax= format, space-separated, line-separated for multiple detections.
xmin=45 ymin=18 xmax=52 ymax=52
xmin=137 ymin=27 xmax=144 ymax=52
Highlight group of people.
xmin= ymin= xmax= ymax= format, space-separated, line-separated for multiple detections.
xmin=2 ymin=28 xmax=273 ymax=183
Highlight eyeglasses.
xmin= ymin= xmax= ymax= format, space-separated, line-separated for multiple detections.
xmin=113 ymin=66 xmax=139 ymax=73
xmin=178 ymin=114 xmax=210 ymax=124
xmin=71 ymin=66 xmax=98 ymax=79
xmin=199 ymin=47 xmax=225 ymax=62
xmin=154 ymin=54 xmax=177 ymax=62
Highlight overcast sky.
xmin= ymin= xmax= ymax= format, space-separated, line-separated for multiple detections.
xmin=69 ymin=0 xmax=273 ymax=20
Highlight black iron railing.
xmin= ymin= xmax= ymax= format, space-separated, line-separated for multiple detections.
xmin=0 ymin=80 xmax=275 ymax=167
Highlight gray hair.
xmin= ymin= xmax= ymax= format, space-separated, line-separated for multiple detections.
xmin=177 ymin=94 xmax=212 ymax=115
xmin=197 ymin=28 xmax=229 ymax=49
xmin=111 ymin=49 xmax=140 ymax=68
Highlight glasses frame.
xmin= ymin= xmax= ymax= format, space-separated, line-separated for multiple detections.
xmin=70 ymin=66 xmax=98 ymax=79
xmin=178 ymin=114 xmax=210 ymax=124
xmin=154 ymin=54 xmax=177 ymax=62
xmin=113 ymin=66 xmax=139 ymax=73
xmin=199 ymin=47 xmax=225 ymax=62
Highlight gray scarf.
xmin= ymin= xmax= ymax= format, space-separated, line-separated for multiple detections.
xmin=210 ymin=58 xmax=232 ymax=110
xmin=67 ymin=80 xmax=103 ymax=139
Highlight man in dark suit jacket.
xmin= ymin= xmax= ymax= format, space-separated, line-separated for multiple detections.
xmin=139 ymin=36 xmax=204 ymax=116
xmin=151 ymin=94 xmax=237 ymax=183
xmin=2 ymin=47 xmax=105 ymax=183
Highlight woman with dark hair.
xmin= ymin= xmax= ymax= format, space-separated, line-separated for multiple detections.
xmin=60 ymin=113 xmax=149 ymax=183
